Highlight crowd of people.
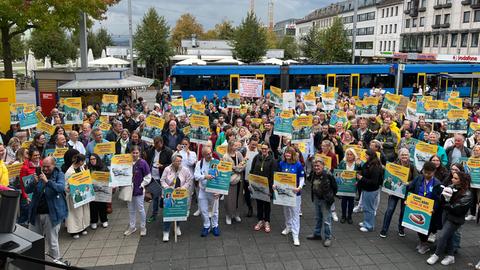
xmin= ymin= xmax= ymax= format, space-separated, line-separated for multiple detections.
xmin=1 ymin=88 xmax=479 ymax=268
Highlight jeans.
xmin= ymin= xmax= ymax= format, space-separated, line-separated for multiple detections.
xmin=381 ymin=195 xmax=405 ymax=233
xmin=313 ymin=198 xmax=332 ymax=239
xmin=17 ymin=199 xmax=30 ymax=225
xmin=434 ymin=220 xmax=461 ymax=256
xmin=361 ymin=190 xmax=379 ymax=231
xmin=453 ymin=227 xmax=461 ymax=252
xmin=341 ymin=196 xmax=354 ymax=219
xmin=163 ymin=221 xmax=182 ymax=232
xmin=127 ymin=194 xmax=146 ymax=229
xmin=30 ymin=214 xmax=61 ymax=259
xmin=151 ymin=180 xmax=162 ymax=216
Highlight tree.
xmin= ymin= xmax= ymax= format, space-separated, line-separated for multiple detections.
xmin=215 ymin=20 xmax=235 ymax=40
xmin=171 ymin=13 xmax=204 ymax=51
xmin=0 ymin=32 xmax=24 ymax=61
xmin=29 ymin=26 xmax=77 ymax=67
xmin=301 ymin=17 xmax=351 ymax=63
xmin=231 ymin=12 xmax=267 ymax=63
xmin=88 ymin=28 xmax=113 ymax=58
xmin=0 ymin=0 xmax=116 ymax=78
xmin=134 ymin=8 xmax=172 ymax=79
xmin=278 ymin=36 xmax=299 ymax=60
xmin=201 ymin=29 xmax=218 ymax=40
xmin=266 ymin=29 xmax=277 ymax=49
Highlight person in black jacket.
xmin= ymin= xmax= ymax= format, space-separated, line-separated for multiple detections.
xmin=121 ymin=109 xmax=138 ymax=133
xmin=261 ymin=121 xmax=280 ymax=159
xmin=306 ymin=158 xmax=337 ymax=247
xmin=162 ymin=120 xmax=185 ymax=151
xmin=250 ymin=143 xmax=277 ymax=233
xmin=427 ymin=171 xmax=473 ymax=266
xmin=146 ymin=136 xmax=173 ymax=223
xmin=357 ymin=149 xmax=383 ymax=233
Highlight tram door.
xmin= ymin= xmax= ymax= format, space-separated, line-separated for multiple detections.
xmin=255 ymin=74 xmax=265 ymax=95
xmin=417 ymin=73 xmax=426 ymax=89
xmin=327 ymin=74 xmax=336 ymax=89
xmin=350 ymin=74 xmax=360 ymax=97
xmin=472 ymin=73 xmax=480 ymax=101
xmin=230 ymin=74 xmax=239 ymax=93
xmin=336 ymin=75 xmax=350 ymax=96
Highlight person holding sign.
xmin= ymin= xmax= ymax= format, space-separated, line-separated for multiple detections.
xmin=276 ymin=146 xmax=305 ymax=246
xmin=124 ymin=146 xmax=152 ymax=237
xmin=88 ymin=154 xmax=110 ymax=229
xmin=222 ymin=141 xmax=246 ymax=225
xmin=160 ymin=154 xmax=192 ymax=242
xmin=194 ymin=146 xmax=221 ymax=237
xmin=337 ymin=148 xmax=362 ymax=224
xmin=306 ymin=159 xmax=337 ymax=247
xmin=18 ymin=147 xmax=42 ymax=224
xmin=0 ymin=144 xmax=9 ymax=187
xmin=407 ymin=161 xmax=442 ymax=255
xmin=427 ymin=172 xmax=473 ymax=266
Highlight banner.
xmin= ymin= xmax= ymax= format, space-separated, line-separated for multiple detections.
xmin=401 ymin=193 xmax=434 ymax=235
xmin=291 ymin=115 xmax=312 ymax=143
xmin=205 ymin=160 xmax=232 ymax=195
xmin=396 ymin=96 xmax=410 ymax=115
xmin=141 ymin=115 xmax=165 ymax=143
xmin=63 ymin=97 xmax=83 ymax=124
xmin=7 ymin=163 xmax=22 ymax=184
xmin=414 ymin=142 xmax=438 ymax=171
xmin=269 ymin=86 xmax=283 ymax=107
xmin=334 ymin=169 xmax=357 ymax=197
xmin=68 ymin=170 xmax=95 ymax=208
xmin=19 ymin=104 xmax=38 ymax=129
xmin=163 ymin=187 xmax=189 ymax=222
xmin=425 ymin=100 xmax=447 ymax=123
xmin=189 ymin=114 xmax=211 ymax=144
xmin=215 ymin=145 xmax=228 ymax=158
xmin=405 ymin=101 xmax=418 ymax=122
xmin=466 ymin=158 xmax=480 ymax=188
xmin=227 ymin=93 xmax=241 ymax=109
xmin=248 ymin=174 xmax=270 ymax=202
xmin=381 ymin=93 xmax=401 ymax=113
xmin=91 ymin=171 xmax=112 ymax=203
xmin=171 ymin=98 xmax=186 ymax=117
xmin=382 ymin=162 xmax=410 ymax=199
xmin=10 ymin=103 xmax=25 ymax=124
xmin=448 ymin=98 xmax=462 ymax=110
xmin=357 ymin=97 xmax=379 ymax=118
xmin=274 ymin=110 xmax=294 ymax=137
xmin=311 ymin=85 xmax=325 ymax=98
xmin=445 ymin=91 xmax=460 ymax=100
xmin=446 ymin=109 xmax=468 ymax=134
xmin=36 ymin=111 xmax=46 ymax=123
xmin=109 ymin=154 xmax=133 ymax=187
xmin=98 ymin=122 xmax=111 ymax=138
xmin=303 ymin=91 xmax=317 ymax=112
xmin=329 ymin=110 xmax=347 ymax=126
xmin=93 ymin=142 xmax=115 ymax=155
xmin=184 ymin=97 xmax=196 ymax=115
xmin=239 ymin=78 xmax=263 ymax=98
xmin=273 ymin=172 xmax=297 ymax=207
xmin=101 ymin=94 xmax=118 ymax=116
xmin=321 ymin=90 xmax=336 ymax=111
xmin=282 ymin=92 xmax=296 ymax=110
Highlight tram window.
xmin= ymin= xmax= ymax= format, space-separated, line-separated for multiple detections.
xmin=264 ymin=75 xmax=280 ymax=89
xmin=360 ymin=74 xmax=373 ymax=88
xmin=373 ymin=75 xmax=395 ymax=89
xmin=289 ymin=75 xmax=324 ymax=89
xmin=402 ymin=74 xmax=417 ymax=87
xmin=174 ymin=75 xmax=230 ymax=90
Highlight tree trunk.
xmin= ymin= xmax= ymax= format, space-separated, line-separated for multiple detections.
xmin=152 ymin=62 xmax=156 ymax=80
xmin=1 ymin=26 xmax=13 ymax=78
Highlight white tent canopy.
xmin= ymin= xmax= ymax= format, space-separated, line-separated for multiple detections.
xmin=87 ymin=48 xmax=94 ymax=66
xmin=89 ymin=56 xmax=130 ymax=66
xmin=284 ymin=59 xmax=299 ymax=64
xmin=101 ymin=49 xmax=106 ymax=59
xmin=215 ymin=58 xmax=244 ymax=65
xmin=44 ymin=57 xmax=51 ymax=69
xmin=261 ymin=58 xmax=284 ymax=65
xmin=26 ymin=50 xmax=37 ymax=77
xmin=175 ymin=58 xmax=207 ymax=65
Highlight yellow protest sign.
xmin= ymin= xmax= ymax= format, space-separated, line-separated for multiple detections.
xmin=37 ymin=121 xmax=56 ymax=135
xmin=94 ymin=142 xmax=116 ymax=155
xmin=102 ymin=94 xmax=118 ymax=104
xmin=68 ymin=170 xmax=92 ymax=185
xmin=91 ymin=171 xmax=110 ymax=182
xmin=448 ymin=98 xmax=463 ymax=109
xmin=145 ymin=115 xmax=165 ymax=129
xmin=53 ymin=148 xmax=68 ymax=158
xmin=7 ymin=163 xmax=22 ymax=178
xmin=315 ymin=153 xmax=332 ymax=171
xmin=36 ymin=111 xmax=46 ymax=122
xmin=216 ymin=145 xmax=228 ymax=157
xmin=184 ymin=97 xmax=196 ymax=108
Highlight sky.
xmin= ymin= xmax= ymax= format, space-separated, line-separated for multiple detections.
xmin=93 ymin=0 xmax=336 ymax=37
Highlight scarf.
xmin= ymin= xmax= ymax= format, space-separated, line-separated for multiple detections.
xmin=120 ymin=138 xmax=129 ymax=153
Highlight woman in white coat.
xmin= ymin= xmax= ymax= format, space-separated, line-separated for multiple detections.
xmin=65 ymin=154 xmax=91 ymax=239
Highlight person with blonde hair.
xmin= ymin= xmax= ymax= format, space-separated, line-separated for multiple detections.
xmin=337 ymin=148 xmax=362 ymax=224
xmin=222 ymin=140 xmax=246 ymax=225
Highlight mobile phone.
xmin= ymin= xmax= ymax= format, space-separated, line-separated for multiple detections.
xmin=35 ymin=167 xmax=42 ymax=176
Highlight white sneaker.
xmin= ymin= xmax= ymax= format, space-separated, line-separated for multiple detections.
xmin=428 ymin=233 xmax=436 ymax=243
xmin=440 ymin=256 xmax=455 ymax=266
xmin=465 ymin=214 xmax=476 ymax=221
xmin=359 ymin=227 xmax=369 ymax=232
xmin=475 ymin=260 xmax=480 ymax=270
xmin=102 ymin=222 xmax=108 ymax=228
xmin=353 ymin=206 xmax=363 ymax=213
xmin=281 ymin=227 xmax=291 ymax=235
xmin=140 ymin=227 xmax=147 ymax=236
xmin=427 ymin=254 xmax=439 ymax=265
xmin=332 ymin=212 xmax=339 ymax=222
xmin=417 ymin=244 xmax=430 ymax=255
xmin=226 ymin=216 xmax=232 ymax=225
xmin=176 ymin=226 xmax=181 ymax=236
xmin=163 ymin=232 xmax=169 ymax=242
xmin=358 ymin=222 xmax=364 ymax=227
xmin=81 ymin=230 xmax=88 ymax=235
xmin=53 ymin=258 xmax=67 ymax=266
xmin=234 ymin=216 xmax=242 ymax=223
xmin=72 ymin=234 xmax=80 ymax=239
xmin=193 ymin=209 xmax=201 ymax=216
xmin=124 ymin=227 xmax=137 ymax=236
xmin=90 ymin=223 xmax=97 ymax=230
xmin=293 ymin=235 xmax=300 ymax=246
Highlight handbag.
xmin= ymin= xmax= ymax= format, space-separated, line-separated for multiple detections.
xmin=145 ymin=179 xmax=162 ymax=198
xmin=118 ymin=185 xmax=133 ymax=201
xmin=229 ymin=153 xmax=242 ymax=185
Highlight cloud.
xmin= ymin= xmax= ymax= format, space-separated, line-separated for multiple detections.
xmin=93 ymin=0 xmax=336 ymax=35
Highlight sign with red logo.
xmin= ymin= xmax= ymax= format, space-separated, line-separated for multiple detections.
xmin=438 ymin=54 xmax=480 ymax=63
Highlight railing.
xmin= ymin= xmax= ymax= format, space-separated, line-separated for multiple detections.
xmin=462 ymin=0 xmax=472 ymax=5
xmin=0 ymin=250 xmax=84 ymax=270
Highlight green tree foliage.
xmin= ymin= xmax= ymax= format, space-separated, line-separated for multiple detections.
xmin=134 ymin=8 xmax=172 ymax=79
xmin=171 ymin=13 xmax=204 ymax=50
xmin=201 ymin=20 xmax=235 ymax=40
xmin=29 ymin=26 xmax=77 ymax=66
xmin=231 ymin=12 xmax=267 ymax=63
xmin=277 ymin=36 xmax=299 ymax=60
xmin=0 ymin=32 xmax=24 ymax=61
xmin=266 ymin=29 xmax=277 ymax=49
xmin=301 ymin=17 xmax=351 ymax=63
xmin=88 ymin=28 xmax=113 ymax=58
xmin=0 ymin=0 xmax=116 ymax=78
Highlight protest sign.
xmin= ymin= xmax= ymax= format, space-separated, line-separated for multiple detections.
xmin=405 ymin=101 xmax=418 ymax=122
xmin=282 ymin=92 xmax=296 ymax=110
xmin=291 ymin=115 xmax=312 ymax=143
xmin=321 ymin=90 xmax=336 ymax=111
xmin=273 ymin=172 xmax=297 ymax=207
xmin=381 ymin=93 xmax=401 ymax=113
xmin=269 ymin=86 xmax=283 ymax=107
xmin=91 ymin=171 xmax=112 ymax=203
xmin=357 ymin=97 xmax=379 ymax=118
xmin=10 ymin=103 xmax=25 ymax=124
xmin=448 ymin=97 xmax=462 ymax=110
xmin=215 ymin=145 xmax=228 ymax=158
xmin=414 ymin=142 xmax=438 ymax=171
xmin=141 ymin=115 xmax=165 ymax=143
xmin=227 ymin=93 xmax=241 ymax=109
xmin=101 ymin=94 xmax=118 ymax=116
xmin=19 ymin=104 xmax=38 ymax=129
xmin=184 ymin=97 xmax=196 ymax=115
xmin=52 ymin=148 xmax=68 ymax=169
xmin=274 ymin=110 xmax=294 ymax=137
xmin=171 ymin=98 xmax=186 ymax=117
xmin=382 ymin=163 xmax=410 ymax=199
xmin=396 ymin=96 xmax=410 ymax=115
xmin=466 ymin=158 xmax=480 ymax=188
xmin=36 ymin=111 xmax=46 ymax=123
xmin=205 ymin=160 xmax=232 ymax=195
xmin=7 ymin=163 xmax=22 ymax=184
xmin=329 ymin=110 xmax=347 ymax=126
xmin=445 ymin=91 xmax=460 ymax=100
xmin=446 ymin=109 xmax=468 ymax=134
xmin=191 ymin=103 xmax=205 ymax=115
xmin=63 ymin=97 xmax=83 ymax=124
xmin=315 ymin=153 xmax=333 ymax=171
xmin=94 ymin=142 xmax=115 ymax=155
xmin=163 ymin=187 xmax=189 ymax=222
xmin=303 ymin=91 xmax=317 ymax=112
xmin=334 ymin=170 xmax=357 ymax=197
xmin=239 ymin=78 xmax=263 ymax=98
xmin=248 ymin=174 xmax=270 ymax=202
xmin=109 ymin=154 xmax=133 ymax=187
xmin=424 ymin=100 xmax=448 ymax=123
xmin=68 ymin=170 xmax=95 ymax=208
xmin=189 ymin=114 xmax=211 ymax=144
xmin=402 ymin=193 xmax=434 ymax=235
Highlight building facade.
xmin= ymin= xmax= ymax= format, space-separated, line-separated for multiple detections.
xmin=273 ymin=18 xmax=298 ymax=39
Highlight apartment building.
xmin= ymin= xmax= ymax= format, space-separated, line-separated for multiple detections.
xmin=376 ymin=0 xmax=404 ymax=57
xmin=273 ymin=18 xmax=298 ymax=39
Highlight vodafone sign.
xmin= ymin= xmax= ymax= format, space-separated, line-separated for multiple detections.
xmin=437 ymin=54 xmax=480 ymax=63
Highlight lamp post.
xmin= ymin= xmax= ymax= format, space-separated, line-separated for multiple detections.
xmin=128 ymin=0 xmax=134 ymax=74
xmin=351 ymin=0 xmax=358 ymax=64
